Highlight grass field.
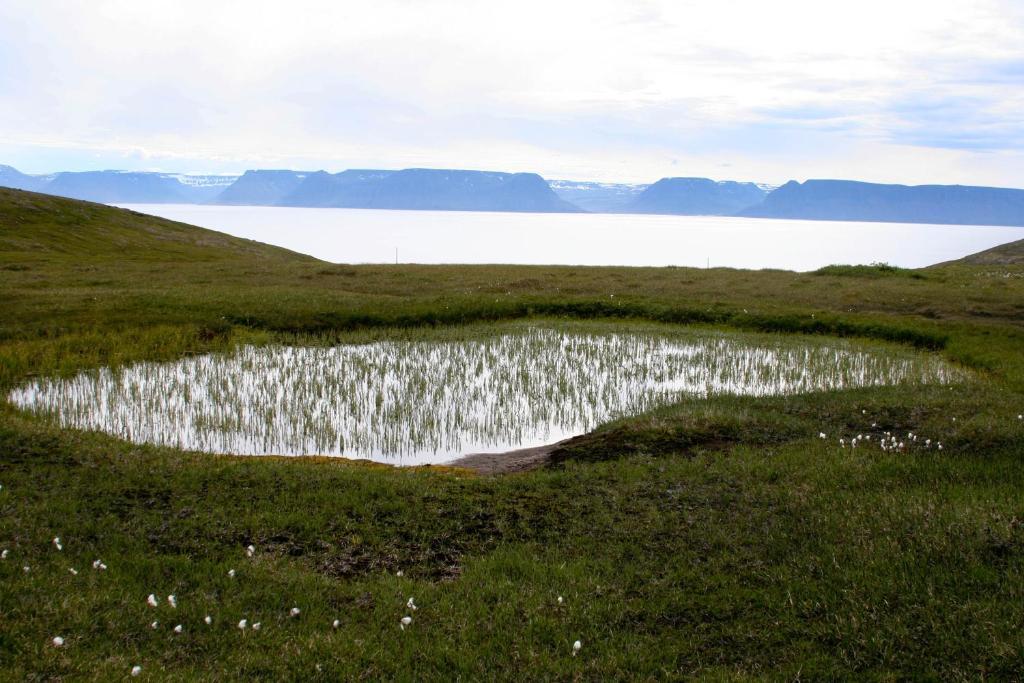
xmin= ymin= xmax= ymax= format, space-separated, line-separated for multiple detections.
xmin=2 ymin=187 xmax=1024 ymax=679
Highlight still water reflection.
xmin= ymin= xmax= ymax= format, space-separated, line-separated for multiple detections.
xmin=8 ymin=327 xmax=961 ymax=464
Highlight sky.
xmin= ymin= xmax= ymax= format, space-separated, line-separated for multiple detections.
xmin=1 ymin=0 xmax=1022 ymax=186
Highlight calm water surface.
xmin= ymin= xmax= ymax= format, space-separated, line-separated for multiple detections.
xmin=8 ymin=327 xmax=962 ymax=465
xmin=120 ymin=203 xmax=1024 ymax=270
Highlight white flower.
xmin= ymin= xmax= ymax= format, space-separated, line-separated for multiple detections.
xmin=204 ymin=615 xmax=212 ymax=625
xmin=68 ymin=568 xmax=78 ymax=575
xmin=150 ymin=621 xmax=159 ymax=630
xmin=290 ymin=607 xmax=301 ymax=617
xmin=407 ymin=597 xmax=417 ymax=611
xmin=332 ymin=619 xmax=340 ymax=628
xmin=557 ymin=596 xmax=563 ymax=605
xmin=396 ymin=570 xmax=403 ymax=577
xmin=228 ymin=569 xmax=236 ymax=578
xmin=252 ymin=622 xmax=261 ymax=631
xmin=53 ymin=537 xmax=62 ymax=551
xmin=572 ymin=640 xmax=582 ymax=656
xmin=167 ymin=595 xmax=177 ymax=609
xmin=92 ymin=559 xmax=102 ymax=569
xmin=246 ymin=545 xmax=256 ymax=557
xmin=147 ymin=594 xmax=158 ymax=608
xmin=238 ymin=619 xmax=248 ymax=630
xmin=0 ymin=549 xmax=8 ymax=559
xmin=52 ymin=636 xmax=64 ymax=647
xmin=400 ymin=616 xmax=412 ymax=630
xmin=23 ymin=565 xmax=30 ymax=573
xmin=131 ymin=665 xmax=142 ymax=677
xmin=173 ymin=625 xmax=183 ymax=634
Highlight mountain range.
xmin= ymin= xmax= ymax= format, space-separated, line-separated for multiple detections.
xmin=2 ymin=163 xmax=1024 ymax=226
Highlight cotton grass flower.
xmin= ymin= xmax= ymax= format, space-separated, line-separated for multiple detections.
xmin=289 ymin=607 xmax=301 ymax=618
xmin=150 ymin=621 xmax=159 ymax=630
xmin=146 ymin=594 xmax=158 ymax=608
xmin=1 ymin=549 xmax=8 ymax=559
xmin=400 ymin=616 xmax=412 ymax=630
xmin=252 ymin=622 xmax=261 ymax=631
xmin=173 ymin=625 xmax=183 ymax=634
xmin=332 ymin=619 xmax=340 ymax=628
xmin=52 ymin=636 xmax=64 ymax=647
xmin=557 ymin=596 xmax=563 ymax=605
xmin=407 ymin=597 xmax=417 ymax=611
xmin=572 ymin=640 xmax=582 ymax=656
xmin=131 ymin=665 xmax=142 ymax=677
xmin=167 ymin=595 xmax=177 ymax=608
xmin=238 ymin=619 xmax=247 ymax=630
xmin=204 ymin=616 xmax=212 ymax=625
xmin=68 ymin=568 xmax=77 ymax=575
xmin=228 ymin=569 xmax=236 ymax=578
xmin=246 ymin=545 xmax=255 ymax=557
xmin=52 ymin=537 xmax=62 ymax=551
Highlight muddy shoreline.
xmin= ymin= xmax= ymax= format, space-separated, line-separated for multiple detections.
xmin=446 ymin=437 xmax=578 ymax=475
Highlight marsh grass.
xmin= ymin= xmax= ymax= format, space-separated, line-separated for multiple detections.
xmin=8 ymin=323 xmax=962 ymax=462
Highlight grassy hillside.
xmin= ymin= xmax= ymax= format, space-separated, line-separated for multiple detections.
xmin=2 ymin=193 xmax=1024 ymax=679
xmin=943 ymin=237 xmax=1024 ymax=265
xmin=0 ymin=187 xmax=311 ymax=262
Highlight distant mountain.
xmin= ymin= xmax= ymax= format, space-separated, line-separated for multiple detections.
xmin=627 ymin=177 xmax=767 ymax=215
xmin=279 ymin=169 xmax=395 ymax=207
xmin=45 ymin=171 xmax=196 ymax=203
xmin=740 ymin=179 xmax=1024 ymax=227
xmin=165 ymin=174 xmax=240 ymax=202
xmin=0 ymin=166 xmax=239 ymax=203
xmin=548 ymin=180 xmax=648 ymax=212
xmin=214 ymin=170 xmax=311 ymax=205
xmin=9 ymin=162 xmax=1024 ymax=225
xmin=277 ymin=168 xmax=582 ymax=213
xmin=0 ymin=165 xmax=48 ymax=192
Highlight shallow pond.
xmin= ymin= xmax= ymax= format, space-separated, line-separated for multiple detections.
xmin=7 ymin=326 xmax=962 ymax=464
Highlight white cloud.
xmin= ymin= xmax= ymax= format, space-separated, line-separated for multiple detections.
xmin=0 ymin=0 xmax=1022 ymax=184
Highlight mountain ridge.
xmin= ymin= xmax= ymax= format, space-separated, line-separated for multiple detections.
xmin=3 ymin=164 xmax=1024 ymax=225
xmin=740 ymin=179 xmax=1024 ymax=227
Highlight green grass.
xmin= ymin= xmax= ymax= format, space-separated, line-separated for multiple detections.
xmin=813 ymin=262 xmax=925 ymax=279
xmin=2 ymin=188 xmax=1024 ymax=679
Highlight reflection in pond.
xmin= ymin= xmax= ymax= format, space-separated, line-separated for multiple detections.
xmin=7 ymin=327 xmax=962 ymax=464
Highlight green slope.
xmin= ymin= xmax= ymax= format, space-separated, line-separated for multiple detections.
xmin=0 ymin=187 xmax=314 ymax=263
xmin=941 ymin=237 xmax=1024 ymax=265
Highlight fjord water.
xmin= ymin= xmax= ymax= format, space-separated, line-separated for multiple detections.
xmin=8 ymin=327 xmax=961 ymax=465
xmin=119 ymin=203 xmax=1024 ymax=269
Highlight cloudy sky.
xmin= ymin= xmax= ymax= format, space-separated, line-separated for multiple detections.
xmin=1 ymin=0 xmax=1022 ymax=185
